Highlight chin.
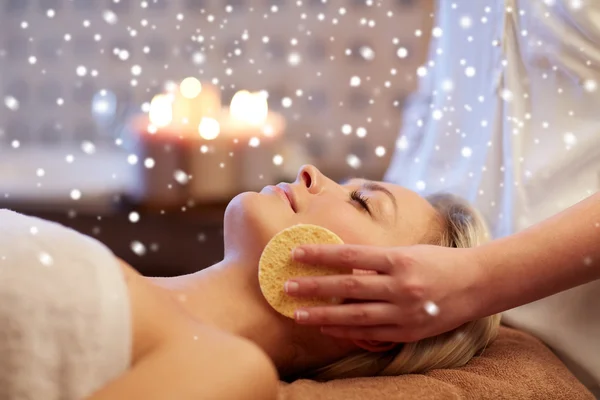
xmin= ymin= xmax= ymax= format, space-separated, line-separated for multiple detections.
xmin=223 ymin=191 xmax=291 ymax=260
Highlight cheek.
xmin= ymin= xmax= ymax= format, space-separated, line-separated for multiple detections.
xmin=224 ymin=194 xmax=384 ymax=256
xmin=299 ymin=203 xmax=379 ymax=246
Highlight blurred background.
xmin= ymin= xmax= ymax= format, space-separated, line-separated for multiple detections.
xmin=0 ymin=0 xmax=433 ymax=276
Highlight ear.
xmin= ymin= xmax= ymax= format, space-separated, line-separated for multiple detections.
xmin=352 ymin=339 xmax=399 ymax=352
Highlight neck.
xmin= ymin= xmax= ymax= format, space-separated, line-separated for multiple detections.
xmin=149 ymin=256 xmax=332 ymax=377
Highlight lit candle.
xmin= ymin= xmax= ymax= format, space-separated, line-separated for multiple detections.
xmin=219 ymin=90 xmax=287 ymax=191
xmin=149 ymin=94 xmax=174 ymax=128
xmin=133 ymin=81 xmax=225 ymax=206
xmin=170 ymin=78 xmax=221 ymax=130
xmin=230 ymin=90 xmax=269 ymax=126
xmin=218 ymin=90 xmax=285 ymax=140
xmin=198 ymin=117 xmax=221 ymax=140
xmin=180 ymin=77 xmax=202 ymax=99
xmin=132 ymin=85 xmax=287 ymax=204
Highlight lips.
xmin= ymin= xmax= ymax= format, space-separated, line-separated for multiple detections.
xmin=268 ymin=185 xmax=293 ymax=211
xmin=275 ymin=183 xmax=297 ymax=213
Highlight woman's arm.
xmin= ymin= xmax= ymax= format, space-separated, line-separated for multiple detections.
xmin=474 ymin=191 xmax=600 ymax=317
xmin=87 ymin=331 xmax=278 ymax=400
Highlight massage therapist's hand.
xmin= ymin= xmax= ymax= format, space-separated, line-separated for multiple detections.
xmin=284 ymin=244 xmax=488 ymax=343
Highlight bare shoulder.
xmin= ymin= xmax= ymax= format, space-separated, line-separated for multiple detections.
xmin=88 ymin=326 xmax=279 ymax=400
xmin=93 ymin=260 xmax=278 ymax=400
xmin=160 ymin=326 xmax=279 ymax=400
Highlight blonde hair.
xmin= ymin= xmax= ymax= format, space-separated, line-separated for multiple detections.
xmin=304 ymin=193 xmax=501 ymax=380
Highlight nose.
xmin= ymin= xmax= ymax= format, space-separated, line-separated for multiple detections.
xmin=295 ymin=164 xmax=322 ymax=194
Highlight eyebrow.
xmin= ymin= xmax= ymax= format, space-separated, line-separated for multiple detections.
xmin=341 ymin=179 xmax=398 ymax=217
xmin=363 ymin=182 xmax=398 ymax=213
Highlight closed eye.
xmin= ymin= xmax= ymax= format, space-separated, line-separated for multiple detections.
xmin=350 ymin=190 xmax=371 ymax=215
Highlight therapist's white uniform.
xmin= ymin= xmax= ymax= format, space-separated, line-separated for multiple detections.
xmin=385 ymin=0 xmax=600 ymax=395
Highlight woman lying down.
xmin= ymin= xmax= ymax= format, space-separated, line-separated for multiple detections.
xmin=0 ymin=165 xmax=500 ymax=400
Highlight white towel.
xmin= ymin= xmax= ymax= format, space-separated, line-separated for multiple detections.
xmin=0 ymin=209 xmax=132 ymax=400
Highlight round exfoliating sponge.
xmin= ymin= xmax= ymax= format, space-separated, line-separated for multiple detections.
xmin=258 ymin=224 xmax=348 ymax=318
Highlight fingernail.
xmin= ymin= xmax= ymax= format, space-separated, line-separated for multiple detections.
xmin=292 ymin=248 xmax=305 ymax=259
xmin=295 ymin=310 xmax=309 ymax=321
xmin=284 ymin=281 xmax=299 ymax=294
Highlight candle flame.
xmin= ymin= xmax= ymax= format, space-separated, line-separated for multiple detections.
xmin=180 ymin=77 xmax=203 ymax=99
xmin=149 ymin=94 xmax=173 ymax=127
xmin=230 ymin=90 xmax=269 ymax=125
xmin=198 ymin=117 xmax=221 ymax=140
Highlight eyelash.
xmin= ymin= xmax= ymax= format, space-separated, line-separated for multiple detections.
xmin=350 ymin=190 xmax=371 ymax=213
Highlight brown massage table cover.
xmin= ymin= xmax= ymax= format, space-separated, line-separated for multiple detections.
xmin=279 ymin=326 xmax=594 ymax=400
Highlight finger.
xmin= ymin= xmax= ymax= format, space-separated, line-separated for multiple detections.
xmin=320 ymin=325 xmax=406 ymax=343
xmin=285 ymin=274 xmax=395 ymax=301
xmin=294 ymin=302 xmax=400 ymax=326
xmin=292 ymin=244 xmax=398 ymax=274
xmin=353 ymin=269 xmax=378 ymax=276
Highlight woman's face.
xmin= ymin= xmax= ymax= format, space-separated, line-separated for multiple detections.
xmin=224 ymin=164 xmax=441 ymax=260
xmin=222 ymin=165 xmax=443 ymax=375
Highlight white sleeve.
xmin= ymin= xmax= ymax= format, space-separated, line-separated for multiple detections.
xmin=384 ymin=10 xmax=441 ymax=184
